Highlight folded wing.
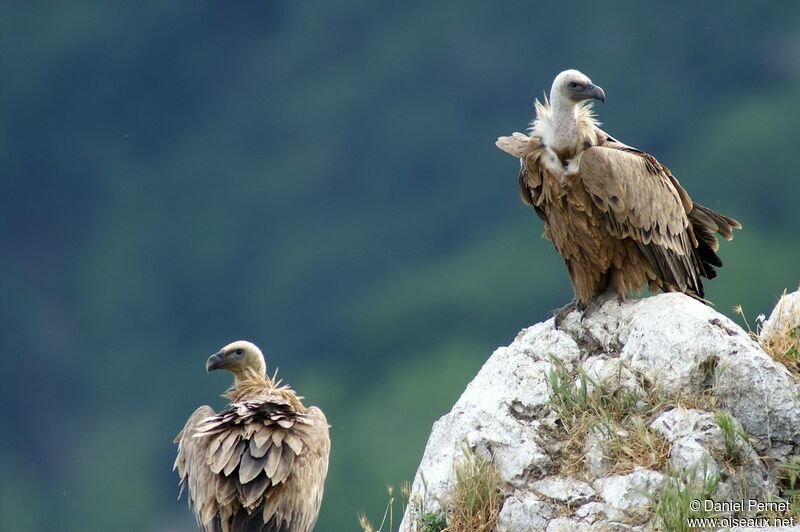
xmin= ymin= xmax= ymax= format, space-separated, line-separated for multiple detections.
xmin=578 ymin=144 xmax=736 ymax=298
xmin=175 ymin=393 xmax=330 ymax=532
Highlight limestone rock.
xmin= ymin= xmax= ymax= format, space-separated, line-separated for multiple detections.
xmin=400 ymin=291 xmax=800 ymax=531
xmin=761 ymin=288 xmax=800 ymax=343
xmin=595 ymin=468 xmax=663 ymax=522
xmin=496 ymin=492 xmax=553 ymax=532
xmin=530 ymin=476 xmax=595 ymax=506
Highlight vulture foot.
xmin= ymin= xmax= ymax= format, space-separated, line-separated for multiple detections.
xmin=580 ymin=291 xmax=621 ymax=323
xmin=553 ymin=300 xmax=579 ymax=329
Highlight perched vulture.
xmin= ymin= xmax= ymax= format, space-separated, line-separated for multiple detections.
xmin=174 ymin=341 xmax=330 ymax=532
xmin=497 ymin=69 xmax=740 ymax=309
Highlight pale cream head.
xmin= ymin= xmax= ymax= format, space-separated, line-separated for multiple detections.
xmin=550 ymin=69 xmax=606 ymax=107
xmin=206 ymin=340 xmax=267 ymax=378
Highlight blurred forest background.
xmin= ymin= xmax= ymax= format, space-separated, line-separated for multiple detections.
xmin=2 ymin=1 xmax=799 ymax=530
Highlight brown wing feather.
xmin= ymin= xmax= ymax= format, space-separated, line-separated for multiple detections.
xmin=174 ymin=405 xmax=223 ymax=532
xmin=496 ymin=133 xmax=548 ymax=221
xmin=495 ymin=131 xmax=539 ymax=158
xmin=270 ymin=406 xmax=330 ymax=532
xmin=181 ymin=392 xmax=330 ymax=532
xmin=496 ymin=123 xmax=739 ymax=304
xmin=596 ymin=130 xmax=741 ymax=243
xmin=579 ymin=144 xmax=740 ymax=298
xmin=579 ymin=146 xmax=706 ymax=296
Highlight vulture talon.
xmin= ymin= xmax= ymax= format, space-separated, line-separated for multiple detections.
xmin=579 ymin=291 xmax=617 ymax=323
xmin=553 ymin=299 xmax=578 ymax=329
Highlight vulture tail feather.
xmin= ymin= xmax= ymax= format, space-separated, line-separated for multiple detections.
xmin=692 ymin=203 xmax=741 ymax=240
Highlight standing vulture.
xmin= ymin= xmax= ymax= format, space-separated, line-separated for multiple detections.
xmin=496 ymin=69 xmax=740 ymax=309
xmin=174 ymin=341 xmax=330 ymax=532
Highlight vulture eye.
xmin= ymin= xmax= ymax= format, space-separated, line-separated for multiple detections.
xmin=569 ymin=82 xmax=578 ymax=88
xmin=235 ymin=348 xmax=243 ymax=356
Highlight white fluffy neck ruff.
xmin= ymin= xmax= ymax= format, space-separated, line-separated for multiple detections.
xmin=531 ymin=96 xmax=598 ymax=153
xmin=531 ymin=95 xmax=579 ymax=151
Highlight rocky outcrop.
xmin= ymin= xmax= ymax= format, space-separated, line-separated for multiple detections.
xmin=400 ymin=291 xmax=800 ymax=531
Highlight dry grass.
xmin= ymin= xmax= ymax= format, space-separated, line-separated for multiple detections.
xmin=358 ymin=483 xmax=410 ymax=532
xmin=546 ymin=357 xmax=670 ymax=476
xmin=668 ymin=391 xmax=719 ymax=412
xmin=734 ymin=290 xmax=800 ymax=379
xmin=359 ymin=449 xmax=504 ymax=532
xmin=599 ymin=415 xmax=670 ymax=475
xmin=759 ymin=317 xmax=799 ymax=378
xmin=445 ymin=448 xmax=505 ymax=532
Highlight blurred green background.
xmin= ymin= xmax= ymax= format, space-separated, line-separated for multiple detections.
xmin=2 ymin=1 xmax=799 ymax=530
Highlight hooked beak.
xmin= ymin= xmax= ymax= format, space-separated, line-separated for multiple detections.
xmin=206 ymin=351 xmax=226 ymax=372
xmin=586 ymin=83 xmax=605 ymax=103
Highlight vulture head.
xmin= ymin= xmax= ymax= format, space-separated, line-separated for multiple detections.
xmin=550 ymin=69 xmax=605 ymax=106
xmin=207 ymin=340 xmax=267 ymax=378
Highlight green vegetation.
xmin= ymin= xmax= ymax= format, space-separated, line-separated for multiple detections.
xmin=654 ymin=456 xmax=800 ymax=529
xmin=547 ymin=357 xmax=668 ymax=474
xmin=653 ymin=465 xmax=721 ymax=532
xmin=774 ymin=460 xmax=800 ymax=520
xmin=547 ymin=358 xmax=594 ymax=422
xmin=547 ymin=357 xmax=638 ymax=423
xmin=417 ymin=510 xmax=448 ymax=532
xmin=3 ymin=1 xmax=800 ymax=531
xmin=789 ymin=329 xmax=800 ymax=356
xmin=713 ymin=410 xmax=750 ymax=466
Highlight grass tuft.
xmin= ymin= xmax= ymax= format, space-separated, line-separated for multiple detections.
xmin=360 ymin=448 xmax=503 ymax=532
xmin=599 ymin=416 xmax=670 ymax=475
xmin=713 ymin=410 xmax=750 ymax=466
xmin=445 ymin=447 xmax=504 ymax=532
xmin=769 ymin=459 xmax=800 ymax=520
xmin=547 ymin=356 xmax=668 ymax=475
xmin=652 ymin=464 xmax=720 ymax=532
xmin=735 ymin=292 xmax=800 ymax=378
xmin=547 ymin=357 xmax=593 ymax=422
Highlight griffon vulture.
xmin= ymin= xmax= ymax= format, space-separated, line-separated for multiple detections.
xmin=496 ymin=69 xmax=740 ymax=310
xmin=174 ymin=341 xmax=330 ymax=532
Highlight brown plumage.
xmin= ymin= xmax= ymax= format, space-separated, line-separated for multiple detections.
xmin=497 ymin=69 xmax=740 ymax=307
xmin=174 ymin=341 xmax=330 ymax=532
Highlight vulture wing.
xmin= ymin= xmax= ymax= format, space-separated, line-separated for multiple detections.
xmin=189 ymin=393 xmax=330 ymax=532
xmin=496 ymin=131 xmax=538 ymax=159
xmin=174 ymin=405 xmax=224 ymax=532
xmin=496 ymin=133 xmax=547 ymax=220
xmin=578 ymin=144 xmax=711 ymax=297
